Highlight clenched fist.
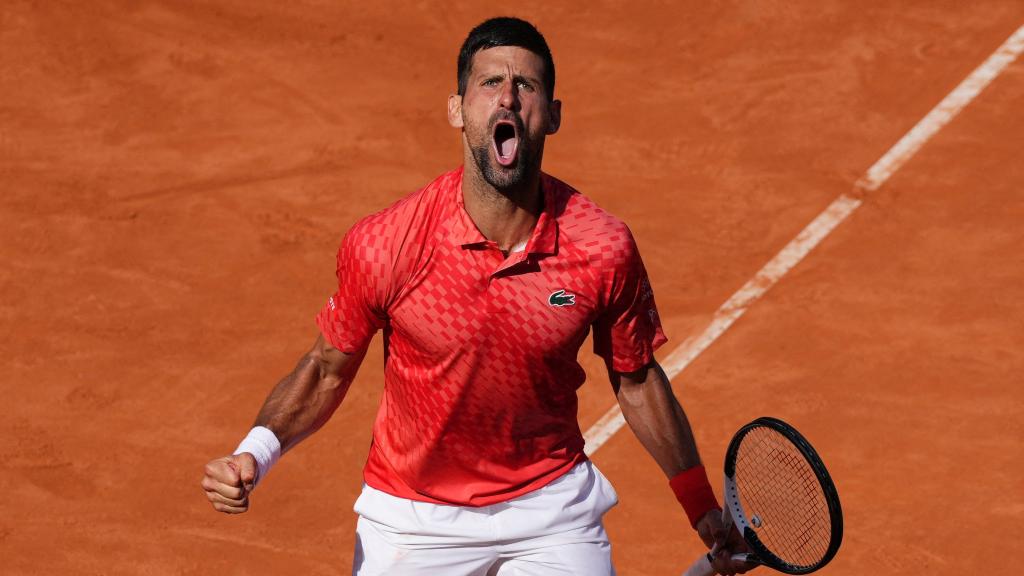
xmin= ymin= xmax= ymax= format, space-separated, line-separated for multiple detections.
xmin=201 ymin=453 xmax=257 ymax=514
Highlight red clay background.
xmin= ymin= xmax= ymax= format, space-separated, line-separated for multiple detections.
xmin=2 ymin=2 xmax=1022 ymax=574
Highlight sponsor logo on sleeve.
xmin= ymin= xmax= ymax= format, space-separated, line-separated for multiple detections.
xmin=640 ymin=279 xmax=653 ymax=302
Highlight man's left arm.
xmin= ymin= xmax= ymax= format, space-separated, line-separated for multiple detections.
xmin=612 ymin=361 xmax=752 ymax=575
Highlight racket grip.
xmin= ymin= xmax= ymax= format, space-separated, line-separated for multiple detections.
xmin=681 ymin=553 xmax=715 ymax=576
xmin=682 ymin=552 xmax=755 ymax=576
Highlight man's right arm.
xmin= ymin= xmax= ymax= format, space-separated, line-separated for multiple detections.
xmin=200 ymin=334 xmax=367 ymax=514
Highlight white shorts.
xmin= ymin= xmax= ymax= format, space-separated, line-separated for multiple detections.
xmin=352 ymin=460 xmax=619 ymax=575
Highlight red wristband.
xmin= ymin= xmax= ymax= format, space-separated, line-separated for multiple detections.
xmin=669 ymin=465 xmax=721 ymax=529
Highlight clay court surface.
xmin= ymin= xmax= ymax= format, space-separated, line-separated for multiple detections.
xmin=2 ymin=1 xmax=1023 ymax=574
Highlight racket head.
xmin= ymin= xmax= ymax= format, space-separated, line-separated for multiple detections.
xmin=722 ymin=417 xmax=843 ymax=575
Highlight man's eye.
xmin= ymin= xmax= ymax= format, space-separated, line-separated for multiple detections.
xmin=516 ymin=80 xmax=534 ymax=91
xmin=483 ymin=78 xmax=500 ymax=86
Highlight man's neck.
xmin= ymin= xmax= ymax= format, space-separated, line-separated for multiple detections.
xmin=461 ymin=164 xmax=543 ymax=253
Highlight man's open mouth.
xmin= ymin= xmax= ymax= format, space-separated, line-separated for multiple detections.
xmin=492 ymin=121 xmax=519 ymax=167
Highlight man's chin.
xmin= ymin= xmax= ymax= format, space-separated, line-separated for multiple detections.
xmin=482 ymin=163 xmax=527 ymax=191
xmin=469 ymin=143 xmax=535 ymax=192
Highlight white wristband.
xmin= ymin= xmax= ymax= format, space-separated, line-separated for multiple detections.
xmin=233 ymin=426 xmax=281 ymax=487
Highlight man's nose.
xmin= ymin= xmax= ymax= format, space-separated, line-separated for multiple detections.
xmin=498 ymin=80 xmax=518 ymax=109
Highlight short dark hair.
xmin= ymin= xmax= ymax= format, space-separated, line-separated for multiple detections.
xmin=457 ymin=17 xmax=555 ymax=100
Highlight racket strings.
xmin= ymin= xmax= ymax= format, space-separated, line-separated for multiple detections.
xmin=735 ymin=427 xmax=832 ymax=567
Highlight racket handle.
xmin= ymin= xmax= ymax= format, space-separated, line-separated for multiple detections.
xmin=681 ymin=553 xmax=754 ymax=576
xmin=681 ymin=553 xmax=715 ymax=576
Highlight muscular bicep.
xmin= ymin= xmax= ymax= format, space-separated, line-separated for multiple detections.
xmin=609 ymin=360 xmax=660 ymax=396
xmin=610 ymin=360 xmax=688 ymax=444
xmin=254 ymin=334 xmax=368 ymax=452
xmin=310 ymin=333 xmax=366 ymax=384
xmin=609 ymin=360 xmax=702 ymax=475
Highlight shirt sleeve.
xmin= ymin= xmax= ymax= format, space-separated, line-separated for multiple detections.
xmin=315 ymin=221 xmax=389 ymax=353
xmin=592 ymin=230 xmax=668 ymax=373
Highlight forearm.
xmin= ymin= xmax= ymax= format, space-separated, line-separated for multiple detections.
xmin=614 ymin=362 xmax=702 ymax=477
xmin=253 ymin=342 xmax=366 ymax=452
xmin=614 ymin=362 xmax=721 ymax=532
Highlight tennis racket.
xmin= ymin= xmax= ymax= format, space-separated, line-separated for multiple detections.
xmin=682 ymin=417 xmax=842 ymax=576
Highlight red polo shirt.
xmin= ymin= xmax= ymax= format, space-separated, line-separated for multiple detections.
xmin=316 ymin=167 xmax=666 ymax=506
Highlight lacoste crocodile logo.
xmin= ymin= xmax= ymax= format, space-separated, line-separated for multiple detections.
xmin=548 ymin=289 xmax=576 ymax=307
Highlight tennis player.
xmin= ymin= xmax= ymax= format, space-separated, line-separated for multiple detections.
xmin=201 ymin=17 xmax=749 ymax=576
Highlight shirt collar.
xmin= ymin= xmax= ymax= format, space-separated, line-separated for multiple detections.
xmin=450 ymin=169 xmax=559 ymax=257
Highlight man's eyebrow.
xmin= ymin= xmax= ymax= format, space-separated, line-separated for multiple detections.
xmin=512 ymin=73 xmax=540 ymax=85
xmin=473 ymin=70 xmax=542 ymax=83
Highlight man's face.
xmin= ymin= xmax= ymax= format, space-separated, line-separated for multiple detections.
xmin=449 ymin=46 xmax=561 ymax=192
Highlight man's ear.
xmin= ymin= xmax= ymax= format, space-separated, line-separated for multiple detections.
xmin=547 ymin=99 xmax=562 ymax=135
xmin=448 ymin=94 xmax=464 ymax=128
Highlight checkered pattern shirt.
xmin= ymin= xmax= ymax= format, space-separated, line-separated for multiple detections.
xmin=317 ymin=167 xmax=666 ymax=506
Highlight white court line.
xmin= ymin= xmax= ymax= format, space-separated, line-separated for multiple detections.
xmin=584 ymin=23 xmax=1024 ymax=457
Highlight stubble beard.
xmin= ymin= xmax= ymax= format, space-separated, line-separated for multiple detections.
xmin=467 ymin=115 xmax=541 ymax=195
